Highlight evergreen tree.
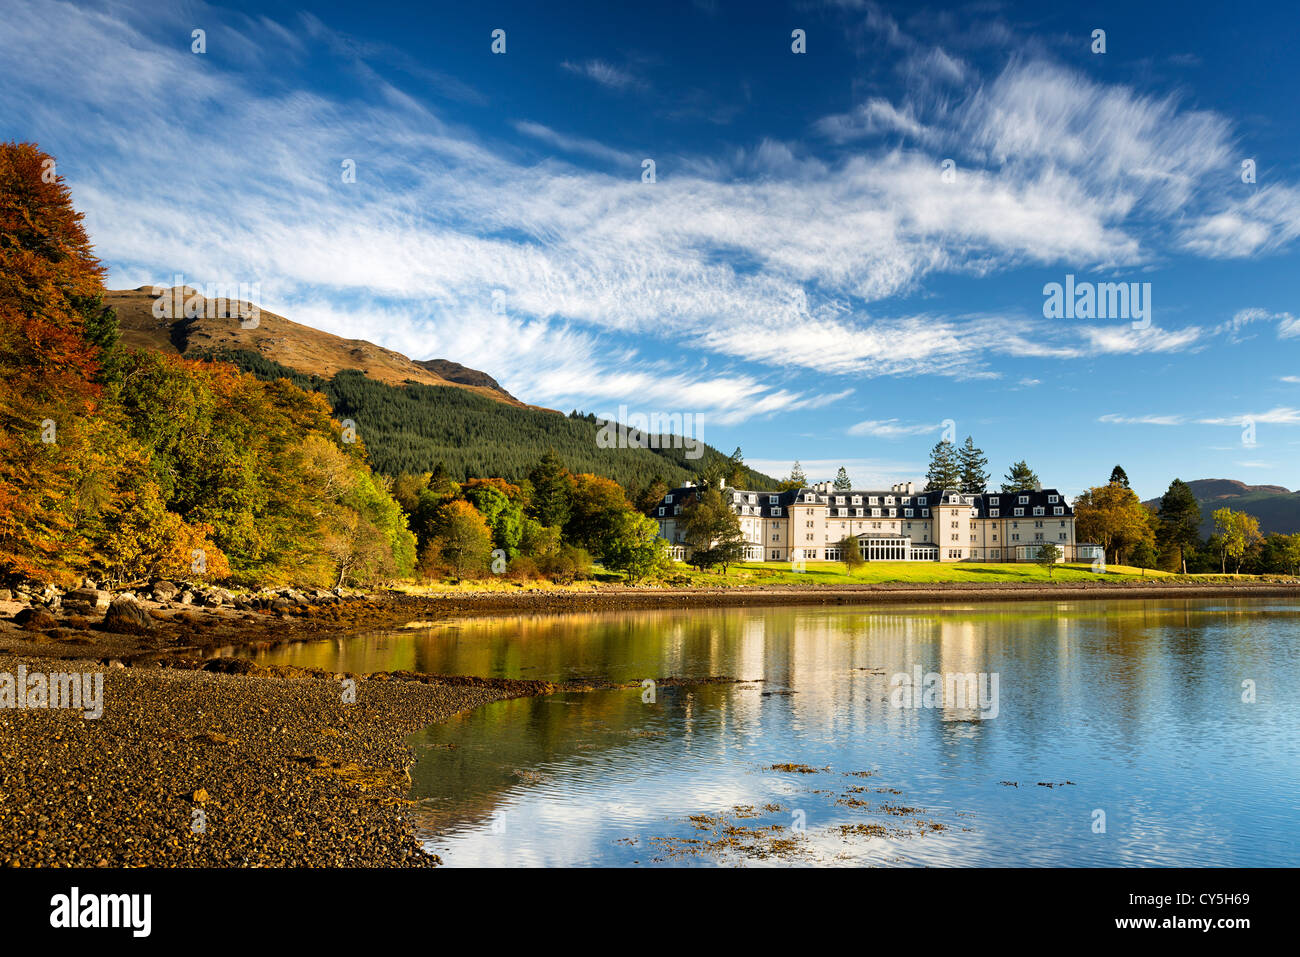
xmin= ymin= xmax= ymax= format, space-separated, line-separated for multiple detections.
xmin=833 ymin=467 xmax=853 ymax=491
xmin=1001 ymin=460 xmax=1040 ymax=493
xmin=957 ymin=437 xmax=989 ymax=494
xmin=1157 ymin=478 xmax=1201 ymax=573
xmin=1109 ymin=465 xmax=1130 ymax=488
xmin=778 ymin=460 xmax=808 ymax=492
xmin=924 ymin=440 xmax=962 ymax=491
xmin=527 ymin=449 xmax=573 ymax=530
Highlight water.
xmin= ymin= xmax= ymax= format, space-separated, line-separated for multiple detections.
xmin=242 ymin=599 xmax=1300 ymax=866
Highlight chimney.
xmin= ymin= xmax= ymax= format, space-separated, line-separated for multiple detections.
xmin=906 ymin=481 xmax=915 ymax=494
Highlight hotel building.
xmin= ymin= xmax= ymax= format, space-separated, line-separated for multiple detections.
xmin=650 ymin=480 xmax=1098 ymax=564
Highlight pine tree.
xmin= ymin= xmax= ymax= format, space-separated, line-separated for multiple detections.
xmin=1157 ymin=478 xmax=1201 ymax=573
xmin=1001 ymin=460 xmax=1040 ymax=493
xmin=833 ymin=467 xmax=853 ymax=491
xmin=924 ymin=441 xmax=962 ymax=491
xmin=1109 ymin=465 xmax=1130 ymax=488
xmin=957 ymin=437 xmax=989 ymax=494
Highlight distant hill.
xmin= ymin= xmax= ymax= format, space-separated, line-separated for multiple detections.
xmin=1143 ymin=479 xmax=1300 ymax=536
xmin=105 ymin=286 xmax=525 ymax=406
xmin=108 ymin=286 xmax=778 ymax=490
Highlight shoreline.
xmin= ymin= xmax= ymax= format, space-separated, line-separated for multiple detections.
xmin=2 ymin=578 xmax=1296 ymax=867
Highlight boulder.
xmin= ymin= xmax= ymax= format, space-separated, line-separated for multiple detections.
xmin=0 ymin=588 xmax=12 ymax=601
xmin=178 ymin=590 xmax=194 ymax=605
xmin=14 ymin=607 xmax=57 ymax=630
xmin=63 ymin=588 xmax=111 ymax=613
xmin=151 ymin=580 xmax=179 ymax=602
xmin=103 ymin=596 xmax=155 ymax=635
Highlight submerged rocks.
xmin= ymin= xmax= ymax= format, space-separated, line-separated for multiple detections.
xmin=103 ymin=595 xmax=155 ymax=635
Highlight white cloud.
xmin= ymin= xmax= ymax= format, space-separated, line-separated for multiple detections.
xmin=1099 ymin=413 xmax=1186 ymax=426
xmin=847 ymin=418 xmax=943 ymax=438
xmin=1198 ymin=407 xmax=1300 ymax=426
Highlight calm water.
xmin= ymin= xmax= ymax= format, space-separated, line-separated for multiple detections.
xmin=242 ymin=599 xmax=1300 ymax=866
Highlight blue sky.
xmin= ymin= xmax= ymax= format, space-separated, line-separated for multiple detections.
xmin=2 ymin=0 xmax=1298 ymax=499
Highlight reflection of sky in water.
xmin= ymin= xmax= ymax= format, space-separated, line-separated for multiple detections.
xmin=248 ymin=599 xmax=1300 ymax=866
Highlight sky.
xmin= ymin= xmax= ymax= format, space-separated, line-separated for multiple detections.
xmin=1 ymin=0 xmax=1298 ymax=500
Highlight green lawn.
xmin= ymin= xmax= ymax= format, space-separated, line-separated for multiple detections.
xmin=665 ymin=560 xmax=1172 ymax=586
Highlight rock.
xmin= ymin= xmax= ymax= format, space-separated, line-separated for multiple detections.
xmin=200 ymin=590 xmax=225 ymax=607
xmin=81 ymin=577 xmax=97 ymax=589
xmin=14 ymin=607 xmax=57 ymax=630
xmin=188 ymin=788 xmax=209 ymax=804
xmin=179 ymin=590 xmax=194 ymax=605
xmin=0 ymin=588 xmax=11 ymax=601
xmin=151 ymin=580 xmax=179 ymax=602
xmin=103 ymin=596 xmax=155 ymax=635
xmin=64 ymin=588 xmax=110 ymax=612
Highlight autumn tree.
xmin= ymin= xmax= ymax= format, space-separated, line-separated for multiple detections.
xmin=1073 ymin=482 xmax=1156 ymax=565
xmin=681 ymin=487 xmax=746 ymax=573
xmin=1212 ymin=507 xmax=1262 ymax=574
xmin=427 ymin=500 xmax=493 ymax=578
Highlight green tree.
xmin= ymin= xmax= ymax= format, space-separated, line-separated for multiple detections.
xmin=958 ymin=437 xmax=989 ymax=494
xmin=1212 ymin=507 xmax=1262 ymax=574
xmin=837 ymin=535 xmax=864 ymax=576
xmin=527 ymin=449 xmax=573 ymax=529
xmin=1001 ymin=460 xmax=1040 ymax=493
xmin=1036 ymin=541 xmax=1062 ymax=578
xmin=603 ymin=511 xmax=669 ymax=583
xmin=1157 ymin=478 xmax=1201 ymax=574
xmin=1109 ymin=465 xmax=1130 ymax=488
xmin=924 ymin=440 xmax=962 ymax=491
xmin=833 ymin=467 xmax=853 ymax=491
xmin=681 ymin=487 xmax=747 ymax=573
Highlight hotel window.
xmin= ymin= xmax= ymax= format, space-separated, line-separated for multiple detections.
xmin=918 ymin=496 xmax=927 ymax=505
xmin=1059 ymin=520 xmax=1065 ymax=527
xmin=1014 ymin=508 xmax=1024 ymax=517
xmin=769 ymin=495 xmax=779 ymax=504
xmin=992 ymin=534 xmax=998 ymax=541
xmin=1012 ymin=533 xmax=1020 ymax=541
xmin=665 ymin=494 xmax=673 ymax=503
xmin=772 ymin=507 xmax=782 ymax=516
xmin=1048 ymin=495 xmax=1059 ymax=503
xmin=855 ymin=508 xmax=864 ymax=517
xmin=990 ymin=508 xmax=1000 ymax=518
xmin=951 ymin=521 xmax=959 ymax=528
xmin=989 ymin=496 xmax=999 ymax=505
xmin=1034 ymin=520 xmax=1043 ymax=528
xmin=733 ymin=493 xmax=741 ymax=502
xmin=673 ymin=506 xmax=681 ymax=515
xmin=1018 ymin=495 xmax=1029 ymax=505
xmin=836 ymin=496 xmax=846 ymax=505
xmin=805 ymin=494 xmax=815 ymax=502
xmin=889 ymin=509 xmax=897 ymax=517
xmin=921 ymin=508 xmax=930 ymax=517
xmin=806 ymin=520 xmax=814 ymax=528
xmin=1054 ymin=507 xmax=1064 ymax=516
xmin=748 ymin=494 xmax=757 ymax=504
xmin=869 ymin=496 xmax=879 ymax=505
xmin=902 ymin=497 xmax=912 ymax=505
xmin=772 ymin=533 xmax=780 ymax=542
xmin=851 ymin=495 xmax=862 ymax=505
xmin=905 ymin=508 xmax=914 ymax=517
xmin=1035 ymin=533 xmax=1044 ymax=540
xmin=1059 ymin=533 xmax=1067 ymax=540
xmin=1033 ymin=506 xmax=1045 ymax=516
xmin=658 ymin=507 xmax=665 ymax=516
xmin=872 ymin=508 xmax=881 ymax=517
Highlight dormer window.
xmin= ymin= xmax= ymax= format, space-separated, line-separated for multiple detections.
xmin=1018 ymin=495 xmax=1029 ymax=505
xmin=990 ymin=508 xmax=1000 ymax=518
xmin=658 ymin=507 xmax=665 ymax=516
xmin=772 ymin=506 xmax=782 ymax=516
xmin=1054 ymin=506 xmax=1064 ymax=516
xmin=989 ymin=496 xmax=999 ymax=505
xmin=1048 ymin=494 xmax=1059 ymax=504
xmin=805 ymin=494 xmax=815 ymax=502
xmin=905 ymin=508 xmax=913 ymax=517
xmin=769 ymin=495 xmax=779 ymax=504
xmin=851 ymin=495 xmax=861 ymax=505
xmin=665 ymin=494 xmax=673 ymax=504
xmin=1014 ymin=508 xmax=1024 ymax=517
xmin=836 ymin=496 xmax=846 ymax=505
xmin=1033 ymin=506 xmax=1045 ymax=516
xmin=747 ymin=494 xmax=756 ymax=504
xmin=869 ymin=496 xmax=879 ymax=505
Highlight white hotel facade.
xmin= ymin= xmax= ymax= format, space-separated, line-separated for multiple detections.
xmin=651 ymin=480 xmax=1099 ymax=564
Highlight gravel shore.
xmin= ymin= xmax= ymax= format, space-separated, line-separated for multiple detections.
xmin=0 ymin=654 xmax=545 ymax=867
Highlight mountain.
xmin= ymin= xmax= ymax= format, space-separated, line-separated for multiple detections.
xmin=106 ymin=287 xmax=776 ymax=491
xmin=1143 ymin=479 xmax=1300 ymax=536
xmin=105 ymin=286 xmax=524 ymax=406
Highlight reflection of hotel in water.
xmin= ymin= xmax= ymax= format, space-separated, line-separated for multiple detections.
xmin=699 ymin=608 xmax=1081 ymax=732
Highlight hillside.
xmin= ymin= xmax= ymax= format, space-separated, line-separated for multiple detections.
xmin=1144 ymin=479 xmax=1300 ymax=535
xmin=104 ymin=286 xmax=525 ymax=406
xmin=202 ymin=349 xmax=776 ymax=491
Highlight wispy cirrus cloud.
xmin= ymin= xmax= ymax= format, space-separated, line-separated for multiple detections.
xmin=848 ymin=418 xmax=944 ymax=438
xmin=0 ymin=0 xmax=1291 ymax=428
